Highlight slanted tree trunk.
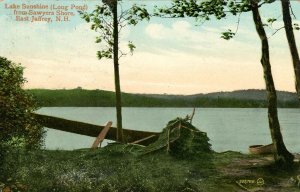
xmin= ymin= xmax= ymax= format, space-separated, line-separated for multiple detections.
xmin=281 ymin=0 xmax=300 ymax=102
xmin=251 ymin=1 xmax=294 ymax=165
xmin=112 ymin=0 xmax=124 ymax=142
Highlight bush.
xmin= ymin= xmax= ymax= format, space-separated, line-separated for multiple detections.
xmin=0 ymin=57 xmax=44 ymax=149
xmin=141 ymin=117 xmax=212 ymax=158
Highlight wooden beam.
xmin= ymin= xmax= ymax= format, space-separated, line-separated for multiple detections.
xmin=130 ymin=135 xmax=157 ymax=145
xmin=91 ymin=121 xmax=112 ymax=149
xmin=33 ymin=113 xmax=159 ymax=145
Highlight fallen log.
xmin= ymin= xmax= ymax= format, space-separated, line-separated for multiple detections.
xmin=33 ymin=113 xmax=159 ymax=146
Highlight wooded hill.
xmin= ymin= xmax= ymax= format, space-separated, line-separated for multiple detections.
xmin=27 ymin=89 xmax=299 ymax=108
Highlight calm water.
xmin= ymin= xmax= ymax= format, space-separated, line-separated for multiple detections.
xmin=37 ymin=107 xmax=300 ymax=153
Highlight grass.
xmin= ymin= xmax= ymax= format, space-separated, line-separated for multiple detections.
xmin=1 ymin=144 xmax=300 ymax=192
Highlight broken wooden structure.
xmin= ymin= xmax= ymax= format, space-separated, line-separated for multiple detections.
xmin=91 ymin=121 xmax=113 ymax=149
xmin=34 ymin=113 xmax=159 ymax=146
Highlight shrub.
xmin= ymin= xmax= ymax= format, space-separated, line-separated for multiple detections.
xmin=0 ymin=57 xmax=44 ymax=149
xmin=141 ymin=117 xmax=212 ymax=158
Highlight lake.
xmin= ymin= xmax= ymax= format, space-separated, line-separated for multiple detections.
xmin=37 ymin=107 xmax=300 ymax=153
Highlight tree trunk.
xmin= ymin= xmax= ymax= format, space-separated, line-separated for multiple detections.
xmin=112 ymin=0 xmax=124 ymax=143
xmin=251 ymin=1 xmax=294 ymax=165
xmin=281 ymin=0 xmax=300 ymax=102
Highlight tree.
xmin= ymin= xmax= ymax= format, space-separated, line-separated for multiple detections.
xmin=80 ymin=0 xmax=149 ymax=142
xmin=280 ymin=0 xmax=300 ymax=102
xmin=250 ymin=0 xmax=294 ymax=165
xmin=0 ymin=57 xmax=44 ymax=149
xmin=155 ymin=0 xmax=294 ymax=165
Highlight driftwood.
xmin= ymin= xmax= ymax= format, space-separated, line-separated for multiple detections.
xmin=34 ymin=113 xmax=159 ymax=146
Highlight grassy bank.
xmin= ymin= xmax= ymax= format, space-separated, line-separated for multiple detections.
xmin=27 ymin=89 xmax=299 ymax=108
xmin=1 ymin=144 xmax=300 ymax=192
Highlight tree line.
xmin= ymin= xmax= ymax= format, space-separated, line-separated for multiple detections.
xmin=27 ymin=88 xmax=299 ymax=108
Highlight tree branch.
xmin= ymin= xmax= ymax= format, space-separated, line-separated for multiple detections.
xmin=268 ymin=26 xmax=285 ymax=39
xmin=99 ymin=15 xmax=114 ymax=30
xmin=289 ymin=1 xmax=297 ymax=20
xmin=118 ymin=49 xmax=127 ymax=60
xmin=235 ymin=12 xmax=241 ymax=34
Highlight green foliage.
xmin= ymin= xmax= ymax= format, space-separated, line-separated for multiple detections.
xmin=227 ymin=0 xmax=251 ymax=15
xmin=155 ymin=0 xmax=279 ymax=40
xmin=80 ymin=4 xmax=113 ymax=60
xmin=97 ymin=49 xmax=112 ymax=59
xmin=128 ymin=41 xmax=136 ymax=54
xmin=27 ymin=89 xmax=299 ymax=108
xmin=127 ymin=4 xmax=150 ymax=25
xmin=141 ymin=117 xmax=212 ymax=158
xmin=221 ymin=29 xmax=235 ymax=40
xmin=267 ymin=18 xmax=277 ymax=24
xmin=79 ymin=2 xmax=149 ymax=60
xmin=169 ymin=118 xmax=212 ymax=157
xmin=294 ymin=23 xmax=300 ymax=31
xmin=0 ymin=57 xmax=44 ymax=149
xmin=155 ymin=0 xmax=228 ymax=21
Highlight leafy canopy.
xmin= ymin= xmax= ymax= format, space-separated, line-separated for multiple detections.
xmin=80 ymin=2 xmax=150 ymax=60
xmin=155 ymin=0 xmax=298 ymax=40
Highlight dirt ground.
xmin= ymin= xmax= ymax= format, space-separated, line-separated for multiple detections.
xmin=216 ymin=152 xmax=300 ymax=192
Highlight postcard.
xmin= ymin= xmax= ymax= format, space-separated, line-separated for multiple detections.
xmin=1 ymin=0 xmax=300 ymax=191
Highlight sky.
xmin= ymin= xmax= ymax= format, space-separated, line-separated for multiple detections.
xmin=1 ymin=0 xmax=300 ymax=95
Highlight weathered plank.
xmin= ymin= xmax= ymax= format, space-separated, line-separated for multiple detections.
xmin=91 ymin=121 xmax=112 ymax=149
xmin=33 ymin=113 xmax=159 ymax=145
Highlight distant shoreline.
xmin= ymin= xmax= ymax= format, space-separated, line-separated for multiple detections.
xmin=27 ymin=88 xmax=299 ymax=108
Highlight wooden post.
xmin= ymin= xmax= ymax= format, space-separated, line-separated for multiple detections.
xmin=91 ymin=121 xmax=113 ymax=149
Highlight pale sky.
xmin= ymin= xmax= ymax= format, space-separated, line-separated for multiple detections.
xmin=1 ymin=0 xmax=300 ymax=94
